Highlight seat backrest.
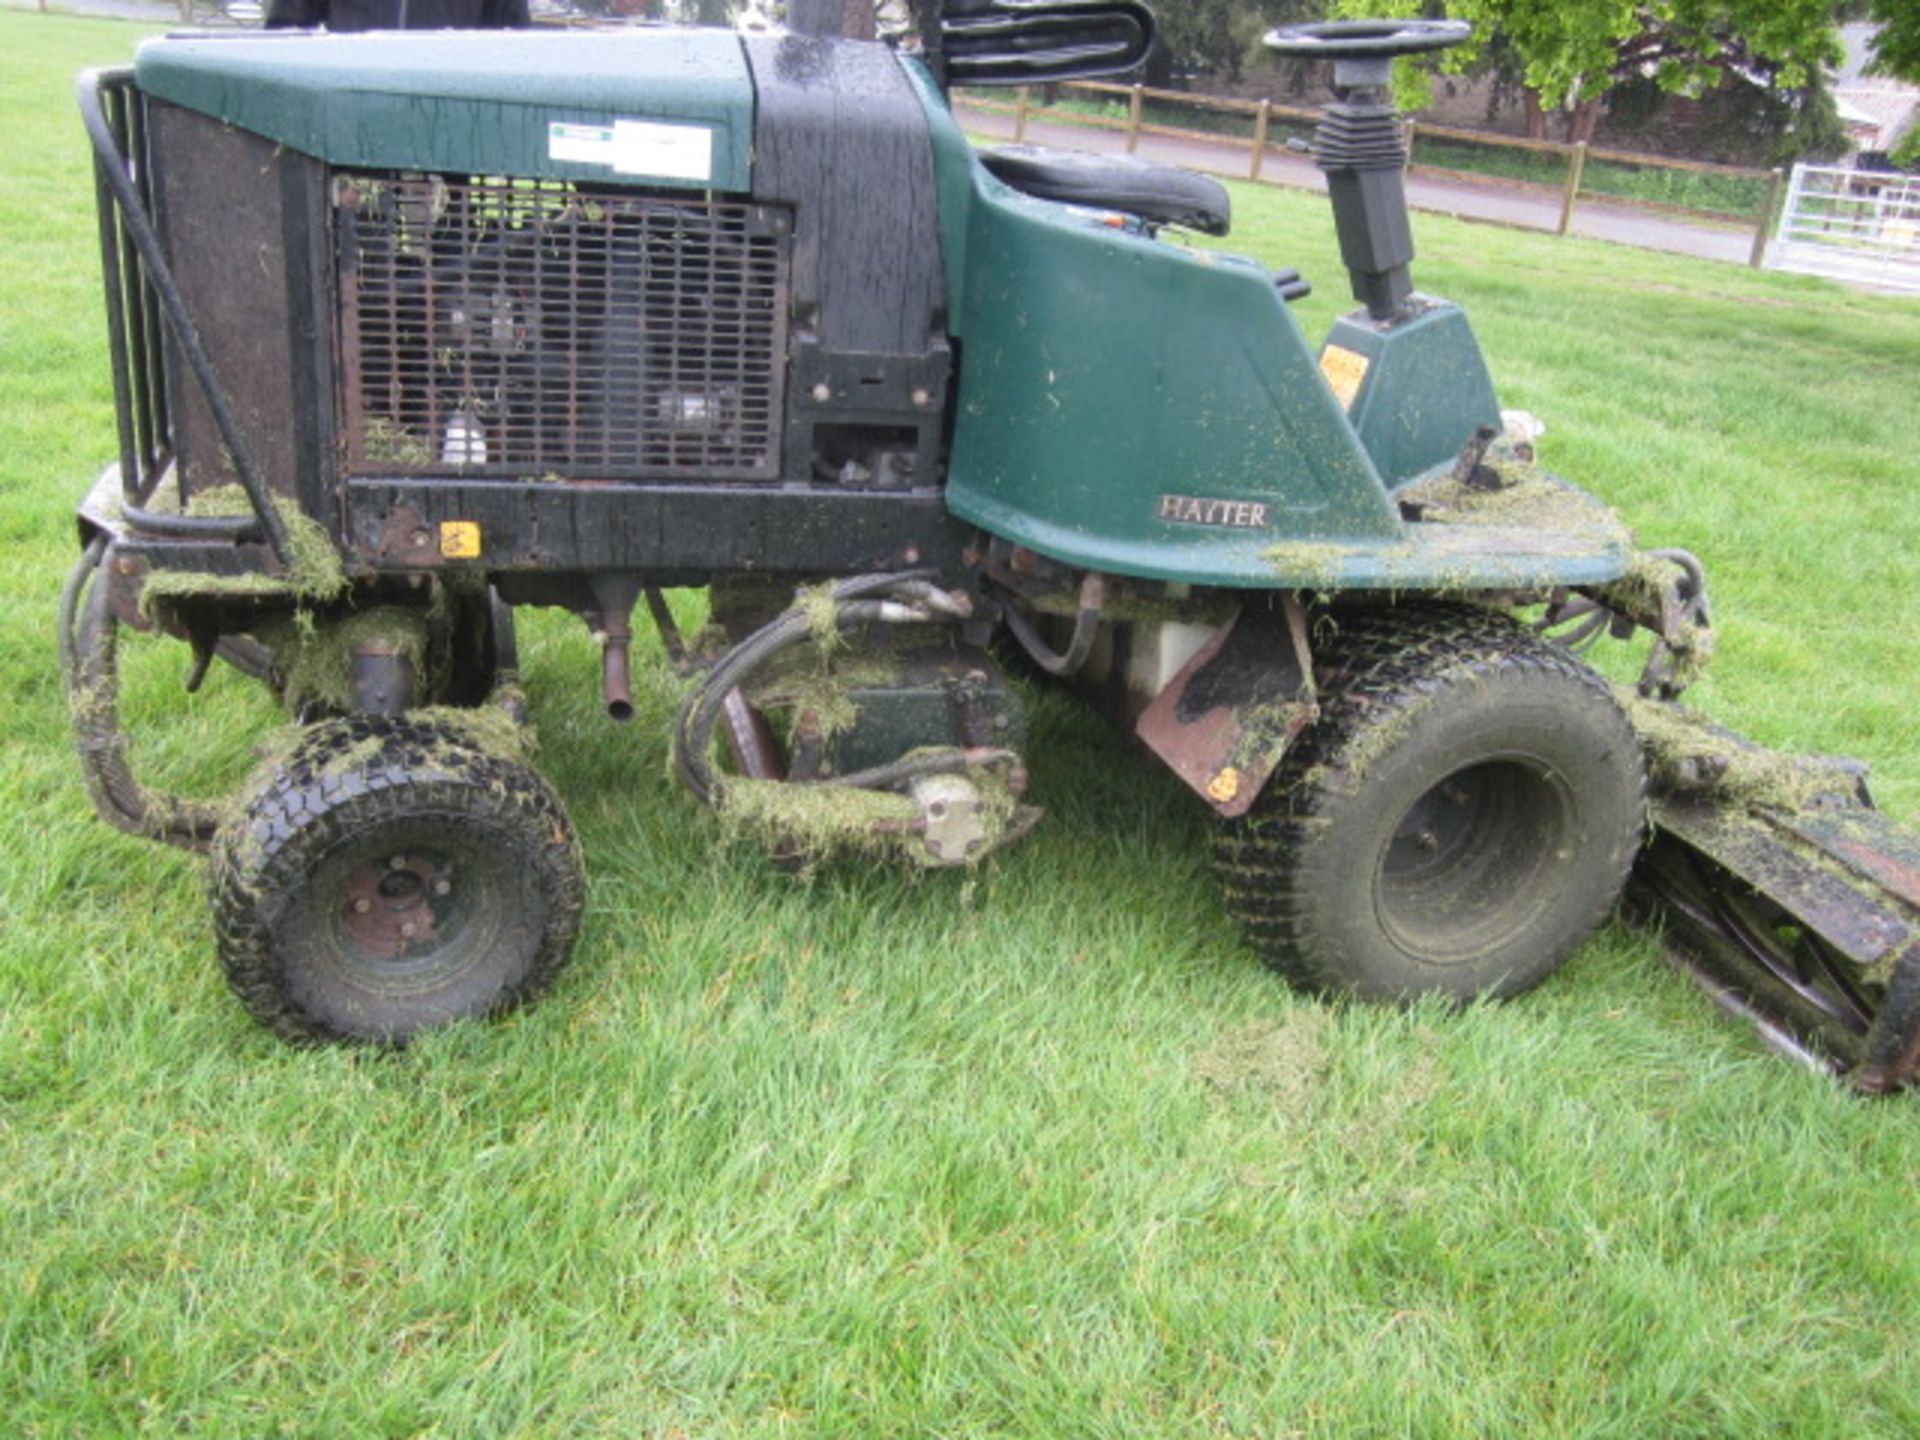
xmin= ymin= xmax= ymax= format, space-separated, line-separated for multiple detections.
xmin=979 ymin=144 xmax=1231 ymax=236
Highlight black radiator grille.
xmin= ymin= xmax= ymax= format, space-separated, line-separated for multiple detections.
xmin=336 ymin=174 xmax=789 ymax=480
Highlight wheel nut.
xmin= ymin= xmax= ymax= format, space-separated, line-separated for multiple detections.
xmin=390 ymin=855 xmax=407 ymax=870
xmin=400 ymin=922 xmax=416 ymax=939
xmin=433 ymin=879 xmax=451 ymax=896
xmin=353 ymin=897 xmax=372 ymax=914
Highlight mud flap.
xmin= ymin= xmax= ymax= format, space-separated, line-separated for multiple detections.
xmin=1633 ymin=792 xmax=1920 ymax=1092
xmin=1135 ymin=597 xmax=1317 ymax=818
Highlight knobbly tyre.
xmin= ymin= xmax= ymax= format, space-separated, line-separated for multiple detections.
xmin=62 ymin=9 xmax=1920 ymax=1084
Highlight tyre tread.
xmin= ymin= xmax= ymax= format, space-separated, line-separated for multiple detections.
xmin=1213 ymin=602 xmax=1646 ymax=999
xmin=209 ymin=714 xmax=584 ymax=1043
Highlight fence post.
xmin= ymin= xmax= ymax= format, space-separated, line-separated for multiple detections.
xmin=1749 ymin=166 xmax=1784 ymax=269
xmin=1127 ymin=84 xmax=1144 ymax=154
xmin=1557 ymin=141 xmax=1588 ymax=237
xmin=1403 ymin=118 xmax=1416 ymax=174
xmin=1250 ymin=99 xmax=1271 ymax=181
xmin=1014 ymin=85 xmax=1030 ymax=144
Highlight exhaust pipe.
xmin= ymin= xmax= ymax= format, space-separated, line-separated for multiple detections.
xmin=601 ymin=634 xmax=634 ymax=723
xmin=587 ymin=573 xmax=643 ymax=723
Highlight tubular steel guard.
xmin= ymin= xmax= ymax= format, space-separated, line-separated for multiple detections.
xmin=77 ymin=68 xmax=290 ymax=565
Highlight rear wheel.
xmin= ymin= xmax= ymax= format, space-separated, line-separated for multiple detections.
xmin=210 ymin=714 xmax=583 ymax=1043
xmin=1214 ymin=603 xmax=1645 ymax=1001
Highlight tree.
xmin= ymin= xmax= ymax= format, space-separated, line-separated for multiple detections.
xmin=1149 ymin=0 xmax=1320 ymax=86
xmin=1894 ymin=124 xmax=1920 ymax=171
xmin=1331 ymin=0 xmax=1841 ymax=145
xmin=1864 ymin=0 xmax=1920 ymax=80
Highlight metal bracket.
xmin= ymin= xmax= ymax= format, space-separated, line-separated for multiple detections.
xmin=1542 ymin=547 xmax=1714 ymax=699
xmin=1135 ymin=596 xmax=1318 ymax=818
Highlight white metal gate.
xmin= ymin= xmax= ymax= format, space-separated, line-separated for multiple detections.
xmin=1767 ymin=163 xmax=1920 ymax=293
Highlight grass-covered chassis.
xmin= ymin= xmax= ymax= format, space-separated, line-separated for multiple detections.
xmin=63 ymin=11 xmax=1920 ymax=1083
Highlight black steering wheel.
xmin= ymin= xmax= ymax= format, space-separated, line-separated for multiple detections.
xmin=1263 ymin=18 xmax=1471 ymax=60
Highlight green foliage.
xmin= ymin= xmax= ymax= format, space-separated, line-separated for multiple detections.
xmin=7 ymin=13 xmax=1920 ymax=1438
xmin=1327 ymin=0 xmax=1639 ymax=111
xmin=1894 ymin=123 xmax=1920 ymax=171
xmin=1410 ymin=132 xmax=1769 ymax=216
xmin=1331 ymin=0 xmax=1842 ymax=121
xmin=1606 ymin=67 xmax=1852 ymax=165
xmin=1148 ymin=0 xmax=1318 ymax=84
xmin=1865 ymin=0 xmax=1920 ymax=80
xmin=1695 ymin=68 xmax=1851 ymax=165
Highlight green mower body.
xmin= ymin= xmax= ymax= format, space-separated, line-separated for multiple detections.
xmin=64 ymin=17 xmax=1919 ymax=1082
xmin=113 ymin=28 xmax=1620 ymax=595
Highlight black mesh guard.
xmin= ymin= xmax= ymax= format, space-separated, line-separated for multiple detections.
xmin=336 ymin=174 xmax=791 ymax=482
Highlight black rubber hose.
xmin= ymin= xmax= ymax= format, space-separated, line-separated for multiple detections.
xmin=119 ymin=502 xmax=261 ymax=541
xmin=58 ymin=537 xmax=108 ymax=681
xmin=673 ymin=598 xmax=901 ymax=802
xmin=993 ymin=573 xmax=1107 ymax=677
xmin=671 ymin=573 xmax=941 ymax=806
xmin=65 ymin=543 xmax=221 ymax=851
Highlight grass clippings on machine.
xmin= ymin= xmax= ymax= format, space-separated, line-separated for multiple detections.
xmin=62 ymin=9 xmax=1920 ymax=1087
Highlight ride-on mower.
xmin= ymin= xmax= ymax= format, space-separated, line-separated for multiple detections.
xmin=63 ymin=8 xmax=1920 ymax=1085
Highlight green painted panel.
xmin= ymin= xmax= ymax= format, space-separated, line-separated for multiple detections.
xmin=906 ymin=70 xmax=1405 ymax=588
xmin=135 ymin=30 xmax=752 ymax=190
xmin=903 ymin=64 xmax=1626 ymax=592
xmin=1324 ymin=302 xmax=1502 ymax=490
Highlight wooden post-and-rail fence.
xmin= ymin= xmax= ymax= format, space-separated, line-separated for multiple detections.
xmin=976 ymin=79 xmax=1784 ymax=268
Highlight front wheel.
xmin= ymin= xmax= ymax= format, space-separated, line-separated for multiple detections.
xmin=210 ymin=714 xmax=584 ymax=1043
xmin=1213 ymin=603 xmax=1646 ymax=1002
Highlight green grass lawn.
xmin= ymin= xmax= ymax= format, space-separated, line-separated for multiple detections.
xmin=6 ymin=12 xmax=1920 ymax=1437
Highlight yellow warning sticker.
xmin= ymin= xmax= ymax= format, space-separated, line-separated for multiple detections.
xmin=439 ymin=521 xmax=482 ymax=560
xmin=1319 ymin=344 xmax=1371 ymax=410
xmin=1205 ymin=767 xmax=1243 ymax=804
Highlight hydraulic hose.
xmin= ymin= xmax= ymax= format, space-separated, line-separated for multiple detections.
xmin=76 ymin=68 xmax=290 ymax=565
xmin=62 ymin=542 xmax=222 ymax=851
xmin=671 ymin=572 xmax=953 ymax=806
xmin=993 ymin=571 xmax=1109 ymax=678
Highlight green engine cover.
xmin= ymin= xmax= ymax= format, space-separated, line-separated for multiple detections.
xmin=133 ymin=30 xmax=753 ymax=191
xmin=1322 ymin=302 xmax=1502 ymax=490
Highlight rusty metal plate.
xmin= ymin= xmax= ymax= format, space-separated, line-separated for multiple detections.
xmin=1136 ymin=601 xmax=1316 ymax=818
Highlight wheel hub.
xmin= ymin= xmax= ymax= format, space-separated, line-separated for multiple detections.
xmin=1376 ymin=758 xmax=1572 ymax=966
xmin=342 ymin=854 xmax=449 ymax=960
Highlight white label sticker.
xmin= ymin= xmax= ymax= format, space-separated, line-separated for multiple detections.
xmin=547 ymin=119 xmax=714 ymax=183
xmin=548 ymin=121 xmax=619 ymax=166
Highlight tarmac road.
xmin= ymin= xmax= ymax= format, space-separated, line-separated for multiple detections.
xmin=3 ymin=0 xmax=248 ymax=24
xmin=958 ymin=104 xmax=1761 ymax=268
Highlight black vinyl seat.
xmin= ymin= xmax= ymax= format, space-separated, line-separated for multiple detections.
xmin=979 ymin=144 xmax=1232 ymax=235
